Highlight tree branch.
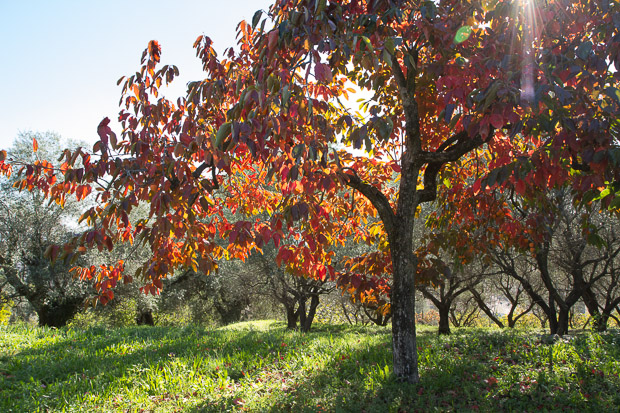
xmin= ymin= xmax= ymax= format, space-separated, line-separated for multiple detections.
xmin=339 ymin=171 xmax=396 ymax=235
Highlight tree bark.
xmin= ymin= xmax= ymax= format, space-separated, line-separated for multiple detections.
xmin=556 ymin=306 xmax=570 ymax=336
xmin=285 ymin=304 xmax=299 ymax=329
xmin=136 ymin=309 xmax=155 ymax=326
xmin=390 ymin=239 xmax=419 ymax=383
xmin=437 ymin=305 xmax=451 ymax=335
xmin=301 ymin=294 xmax=320 ymax=332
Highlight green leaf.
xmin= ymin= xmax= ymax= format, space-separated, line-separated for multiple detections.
xmin=252 ymin=10 xmax=262 ymax=28
xmin=215 ymin=122 xmax=232 ymax=150
xmin=454 ymin=26 xmax=472 ymax=44
xmin=609 ymin=196 xmax=620 ymax=211
xmin=604 ymin=87 xmax=620 ymax=105
xmin=361 ymin=36 xmax=374 ymax=53
xmin=281 ymin=86 xmax=291 ymax=108
xmin=292 ymin=143 xmax=305 ymax=159
xmin=576 ymin=41 xmax=592 ymax=60
xmin=376 ymin=118 xmax=393 ymax=141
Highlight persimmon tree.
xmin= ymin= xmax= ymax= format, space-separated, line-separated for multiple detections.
xmin=1 ymin=0 xmax=620 ymax=382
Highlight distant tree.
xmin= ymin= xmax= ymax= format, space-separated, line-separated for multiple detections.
xmin=0 ymin=132 xmax=90 ymax=327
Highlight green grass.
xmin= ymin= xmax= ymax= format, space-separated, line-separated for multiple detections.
xmin=1 ymin=321 xmax=619 ymax=412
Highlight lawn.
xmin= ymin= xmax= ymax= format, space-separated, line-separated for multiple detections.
xmin=1 ymin=321 xmax=619 ymax=412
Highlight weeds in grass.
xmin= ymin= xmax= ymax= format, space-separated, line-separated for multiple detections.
xmin=1 ymin=322 xmax=619 ymax=412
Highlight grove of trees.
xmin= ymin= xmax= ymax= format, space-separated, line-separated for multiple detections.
xmin=1 ymin=0 xmax=619 ymax=384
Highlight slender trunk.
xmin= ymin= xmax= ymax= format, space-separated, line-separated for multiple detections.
xmin=581 ymin=286 xmax=604 ymax=331
xmin=470 ymin=288 xmax=505 ymax=328
xmin=438 ymin=305 xmax=451 ymax=335
xmin=547 ymin=291 xmax=559 ymax=334
xmin=298 ymin=298 xmax=307 ymax=330
xmin=301 ymin=294 xmax=320 ymax=332
xmin=507 ymin=315 xmax=517 ymax=328
xmin=598 ymin=313 xmax=610 ymax=332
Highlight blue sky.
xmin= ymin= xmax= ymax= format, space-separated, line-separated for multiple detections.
xmin=0 ymin=0 xmax=273 ymax=150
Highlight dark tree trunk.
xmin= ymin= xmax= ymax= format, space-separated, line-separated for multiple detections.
xmin=581 ymin=286 xmax=605 ymax=331
xmin=214 ymin=296 xmax=247 ymax=325
xmin=556 ymin=307 xmax=569 ymax=336
xmin=547 ymin=291 xmax=560 ymax=334
xmin=437 ymin=305 xmax=451 ymax=335
xmin=36 ymin=298 xmax=82 ymax=327
xmin=597 ymin=313 xmax=610 ymax=332
xmin=285 ymin=304 xmax=298 ymax=329
xmin=301 ymin=294 xmax=320 ymax=332
xmin=136 ymin=309 xmax=155 ymax=326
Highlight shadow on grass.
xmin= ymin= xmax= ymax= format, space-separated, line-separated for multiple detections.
xmin=189 ymin=328 xmax=620 ymax=412
xmin=187 ymin=328 xmax=496 ymax=412
xmin=0 ymin=324 xmax=294 ymax=411
xmin=3 ymin=325 xmax=619 ymax=412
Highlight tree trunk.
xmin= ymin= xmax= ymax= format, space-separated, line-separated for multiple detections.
xmin=438 ymin=305 xmax=451 ymax=335
xmin=36 ymin=298 xmax=82 ymax=327
xmin=547 ymin=291 xmax=560 ymax=334
xmin=390 ymin=243 xmax=419 ymax=383
xmin=597 ymin=313 xmax=610 ymax=332
xmin=556 ymin=307 xmax=569 ymax=335
xmin=470 ymin=288 xmax=505 ymax=328
xmin=581 ymin=287 xmax=604 ymax=331
xmin=285 ymin=304 xmax=298 ymax=329
xmin=136 ymin=309 xmax=155 ymax=326
xmin=301 ymin=294 xmax=320 ymax=332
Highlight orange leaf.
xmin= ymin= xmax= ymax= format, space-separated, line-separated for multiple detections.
xmin=33 ymin=138 xmax=38 ymax=152
xmin=148 ymin=40 xmax=161 ymax=63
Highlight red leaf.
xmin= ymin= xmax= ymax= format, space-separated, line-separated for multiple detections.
xmin=489 ymin=114 xmax=504 ymax=129
xmin=104 ymin=237 xmax=113 ymax=251
xmin=515 ymin=179 xmax=526 ymax=195
xmin=33 ymin=138 xmax=38 ymax=152
xmin=314 ymin=63 xmax=333 ymax=83
xmin=268 ymin=30 xmax=279 ymax=52
xmin=472 ymin=179 xmax=481 ymax=195
xmin=97 ymin=118 xmax=111 ymax=146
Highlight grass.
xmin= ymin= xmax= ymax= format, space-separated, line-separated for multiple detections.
xmin=1 ymin=321 xmax=619 ymax=412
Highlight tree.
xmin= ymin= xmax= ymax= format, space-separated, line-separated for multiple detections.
xmin=417 ymin=264 xmax=476 ymax=335
xmin=0 ymin=132 xmax=90 ymax=327
xmin=553 ymin=197 xmax=620 ymax=332
xmin=469 ymin=271 xmax=536 ymax=329
xmin=2 ymin=0 xmax=619 ymax=382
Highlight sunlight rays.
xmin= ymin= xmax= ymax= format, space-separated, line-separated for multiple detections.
xmin=519 ymin=0 xmax=544 ymax=105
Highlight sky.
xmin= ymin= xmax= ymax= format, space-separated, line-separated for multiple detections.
xmin=0 ymin=0 xmax=273 ymax=150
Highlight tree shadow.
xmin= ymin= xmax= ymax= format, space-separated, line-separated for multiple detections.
xmin=187 ymin=328 xmax=500 ymax=412
xmin=187 ymin=328 xmax=616 ymax=412
xmin=1 ymin=324 xmax=295 ymax=411
xmin=3 ymin=326 xmax=617 ymax=412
